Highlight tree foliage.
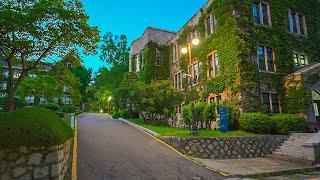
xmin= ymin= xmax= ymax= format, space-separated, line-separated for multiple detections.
xmin=0 ymin=0 xmax=99 ymax=111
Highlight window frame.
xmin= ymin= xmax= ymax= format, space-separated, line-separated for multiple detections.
xmin=257 ymin=46 xmax=276 ymax=73
xmin=188 ymin=61 xmax=202 ymax=86
xmin=261 ymin=92 xmax=281 ymax=114
xmin=155 ymin=48 xmax=163 ymax=66
xmin=207 ymin=51 xmax=220 ymax=79
xmin=205 ymin=14 xmax=217 ymax=36
xmin=252 ymin=1 xmax=271 ymax=26
xmin=287 ymin=9 xmax=308 ymax=36
xmin=293 ymin=51 xmax=308 ymax=69
xmin=208 ymin=94 xmax=223 ymax=115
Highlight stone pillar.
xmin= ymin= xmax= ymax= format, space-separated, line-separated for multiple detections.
xmin=303 ymin=132 xmax=320 ymax=162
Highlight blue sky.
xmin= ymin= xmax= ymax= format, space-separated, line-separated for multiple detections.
xmin=80 ymin=0 xmax=207 ymax=72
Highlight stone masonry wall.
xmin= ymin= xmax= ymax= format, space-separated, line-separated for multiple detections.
xmin=0 ymin=140 xmax=71 ymax=180
xmin=161 ymin=136 xmax=288 ymax=159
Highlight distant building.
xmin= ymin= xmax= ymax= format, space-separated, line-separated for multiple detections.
xmin=129 ymin=27 xmax=176 ymax=83
xmin=0 ymin=57 xmax=74 ymax=106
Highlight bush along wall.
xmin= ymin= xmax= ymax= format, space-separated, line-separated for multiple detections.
xmin=176 ymin=0 xmax=320 ymax=114
xmin=0 ymin=107 xmax=73 ymax=179
xmin=140 ymin=41 xmax=171 ymax=84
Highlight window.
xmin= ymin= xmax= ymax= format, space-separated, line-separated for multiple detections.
xmin=209 ymin=95 xmax=222 ymax=115
xmin=252 ymin=1 xmax=271 ymax=26
xmin=257 ymin=46 xmax=275 ymax=72
xmin=173 ymin=44 xmax=180 ymax=62
xmin=155 ymin=48 xmax=162 ymax=66
xmin=135 ymin=55 xmax=140 ymax=72
xmin=66 ymin=62 xmax=72 ymax=68
xmin=206 ymin=14 xmax=217 ymax=36
xmin=174 ymin=71 xmax=183 ymax=90
xmin=262 ymin=93 xmax=280 ymax=114
xmin=0 ymin=81 xmax=7 ymax=90
xmin=293 ymin=52 xmax=308 ymax=68
xmin=208 ymin=52 xmax=220 ymax=78
xmin=189 ymin=62 xmax=202 ymax=86
xmin=287 ymin=10 xmax=307 ymax=35
xmin=3 ymin=69 xmax=9 ymax=79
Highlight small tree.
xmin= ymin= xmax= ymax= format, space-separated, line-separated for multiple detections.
xmin=183 ymin=104 xmax=192 ymax=129
xmin=204 ymin=103 xmax=216 ymax=130
xmin=137 ymin=80 xmax=183 ymax=125
xmin=195 ymin=102 xmax=206 ymax=129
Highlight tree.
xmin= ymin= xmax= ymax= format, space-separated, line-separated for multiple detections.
xmin=0 ymin=0 xmax=99 ymax=111
xmin=16 ymin=62 xmax=81 ymax=106
xmin=100 ymin=32 xmax=129 ymax=67
xmin=137 ymin=80 xmax=184 ymax=124
xmin=71 ymin=66 xmax=93 ymax=108
xmin=113 ymin=73 xmax=141 ymax=117
xmin=97 ymin=32 xmax=129 ymax=93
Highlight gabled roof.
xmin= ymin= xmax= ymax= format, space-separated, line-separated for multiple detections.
xmin=285 ymin=63 xmax=320 ymax=78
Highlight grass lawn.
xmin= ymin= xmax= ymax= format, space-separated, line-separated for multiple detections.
xmin=129 ymin=119 xmax=255 ymax=138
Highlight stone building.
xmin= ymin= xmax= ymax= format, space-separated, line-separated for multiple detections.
xmin=129 ymin=27 xmax=176 ymax=83
xmin=169 ymin=0 xmax=320 ymax=130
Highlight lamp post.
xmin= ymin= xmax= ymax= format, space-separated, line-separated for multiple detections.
xmin=181 ymin=38 xmax=200 ymax=136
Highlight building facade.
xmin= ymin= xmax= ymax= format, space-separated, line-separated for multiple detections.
xmin=169 ymin=0 xmax=320 ymax=129
xmin=130 ymin=27 xmax=176 ymax=83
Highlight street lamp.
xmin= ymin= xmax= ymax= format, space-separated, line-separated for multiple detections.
xmin=181 ymin=38 xmax=200 ymax=64
xmin=181 ymin=38 xmax=200 ymax=136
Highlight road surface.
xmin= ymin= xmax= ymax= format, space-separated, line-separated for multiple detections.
xmin=77 ymin=113 xmax=223 ymax=180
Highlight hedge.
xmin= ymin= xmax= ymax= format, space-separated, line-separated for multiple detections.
xmin=0 ymin=107 xmax=74 ymax=148
xmin=271 ymin=114 xmax=306 ymax=135
xmin=0 ymin=96 xmax=25 ymax=112
xmin=239 ymin=113 xmax=274 ymax=134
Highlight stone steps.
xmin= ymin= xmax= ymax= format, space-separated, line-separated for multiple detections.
xmin=272 ymin=133 xmax=315 ymax=160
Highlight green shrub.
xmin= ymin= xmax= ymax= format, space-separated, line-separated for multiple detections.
xmin=239 ymin=113 xmax=274 ymax=134
xmin=195 ymin=102 xmax=205 ymax=128
xmin=271 ymin=114 xmax=306 ymax=135
xmin=183 ymin=104 xmax=191 ymax=126
xmin=0 ymin=96 xmax=25 ymax=112
xmin=204 ymin=103 xmax=216 ymax=130
xmin=61 ymin=104 xmax=77 ymax=113
xmin=55 ymin=111 xmax=66 ymax=118
xmin=40 ymin=103 xmax=60 ymax=112
xmin=0 ymin=107 xmax=73 ymax=148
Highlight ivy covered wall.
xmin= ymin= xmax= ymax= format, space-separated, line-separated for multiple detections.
xmin=175 ymin=0 xmax=320 ymax=114
xmin=140 ymin=41 xmax=171 ymax=83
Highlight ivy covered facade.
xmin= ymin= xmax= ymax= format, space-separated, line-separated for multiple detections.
xmin=129 ymin=27 xmax=176 ymax=83
xmin=170 ymin=0 xmax=320 ymax=128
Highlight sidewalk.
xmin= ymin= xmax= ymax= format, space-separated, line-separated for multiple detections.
xmin=193 ymin=156 xmax=317 ymax=176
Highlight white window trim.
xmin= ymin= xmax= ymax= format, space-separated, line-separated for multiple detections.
xmin=254 ymin=1 xmax=271 ymax=26
xmin=207 ymin=51 xmax=220 ymax=79
xmin=188 ymin=61 xmax=201 ymax=86
xmin=287 ymin=9 xmax=308 ymax=36
xmin=257 ymin=46 xmax=276 ymax=73
xmin=293 ymin=51 xmax=308 ymax=68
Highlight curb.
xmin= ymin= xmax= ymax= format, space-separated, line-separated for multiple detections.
xmin=118 ymin=118 xmax=229 ymax=177
xmin=71 ymin=116 xmax=78 ymax=180
xmin=118 ymin=118 xmax=160 ymax=137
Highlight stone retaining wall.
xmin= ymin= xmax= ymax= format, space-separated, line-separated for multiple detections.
xmin=0 ymin=140 xmax=71 ymax=180
xmin=161 ymin=136 xmax=288 ymax=159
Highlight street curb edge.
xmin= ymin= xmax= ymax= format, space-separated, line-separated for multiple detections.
xmin=117 ymin=118 xmax=229 ymax=177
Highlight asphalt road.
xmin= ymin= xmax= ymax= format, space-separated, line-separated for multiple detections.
xmin=77 ymin=113 xmax=223 ymax=180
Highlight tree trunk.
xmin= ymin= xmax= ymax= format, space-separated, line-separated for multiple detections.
xmin=6 ymin=70 xmax=27 ymax=112
xmin=7 ymin=88 xmax=15 ymax=112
